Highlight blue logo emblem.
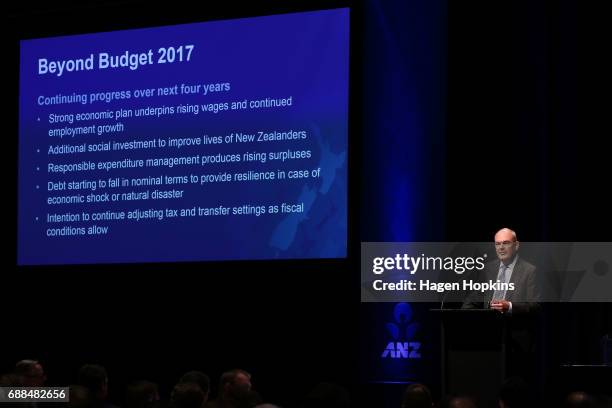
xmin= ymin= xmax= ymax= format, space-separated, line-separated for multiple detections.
xmin=381 ymin=302 xmax=422 ymax=359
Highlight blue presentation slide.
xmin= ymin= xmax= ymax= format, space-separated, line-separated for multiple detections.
xmin=18 ymin=8 xmax=349 ymax=265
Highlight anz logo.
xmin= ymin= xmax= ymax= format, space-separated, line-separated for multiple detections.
xmin=381 ymin=302 xmax=422 ymax=359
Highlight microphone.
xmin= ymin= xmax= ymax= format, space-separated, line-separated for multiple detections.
xmin=440 ymin=286 xmax=450 ymax=310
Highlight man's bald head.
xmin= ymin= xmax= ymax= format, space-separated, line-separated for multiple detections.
xmin=494 ymin=228 xmax=519 ymax=264
xmin=495 ymin=228 xmax=517 ymax=241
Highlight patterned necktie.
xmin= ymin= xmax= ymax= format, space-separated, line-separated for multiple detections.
xmin=492 ymin=264 xmax=508 ymax=301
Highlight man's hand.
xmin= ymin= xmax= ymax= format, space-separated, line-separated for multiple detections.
xmin=490 ymin=300 xmax=511 ymax=313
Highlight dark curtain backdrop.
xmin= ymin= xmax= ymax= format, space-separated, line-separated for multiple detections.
xmin=360 ymin=0 xmax=611 ymax=403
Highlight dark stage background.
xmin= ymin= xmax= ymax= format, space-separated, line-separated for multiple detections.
xmin=4 ymin=0 xmax=611 ymax=407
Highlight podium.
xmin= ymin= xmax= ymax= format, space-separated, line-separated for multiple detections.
xmin=431 ymin=309 xmax=508 ymax=408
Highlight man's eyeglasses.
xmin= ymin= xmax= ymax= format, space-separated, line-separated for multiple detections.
xmin=495 ymin=240 xmax=516 ymax=248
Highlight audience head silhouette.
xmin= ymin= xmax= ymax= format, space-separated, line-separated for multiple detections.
xmin=179 ymin=370 xmax=211 ymax=399
xmin=172 ymin=382 xmax=205 ymax=408
xmin=15 ymin=359 xmax=46 ymax=387
xmin=564 ymin=391 xmax=595 ymax=408
xmin=77 ymin=364 xmax=109 ymax=401
xmin=401 ymin=383 xmax=433 ymax=408
xmin=125 ymin=380 xmax=160 ymax=408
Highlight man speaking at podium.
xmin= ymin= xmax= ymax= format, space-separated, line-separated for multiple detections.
xmin=463 ymin=227 xmax=540 ymax=314
xmin=462 ymin=227 xmax=541 ymax=380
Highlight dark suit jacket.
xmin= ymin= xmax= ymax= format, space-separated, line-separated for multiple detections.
xmin=462 ymin=256 xmax=541 ymax=356
xmin=462 ymin=256 xmax=541 ymax=314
